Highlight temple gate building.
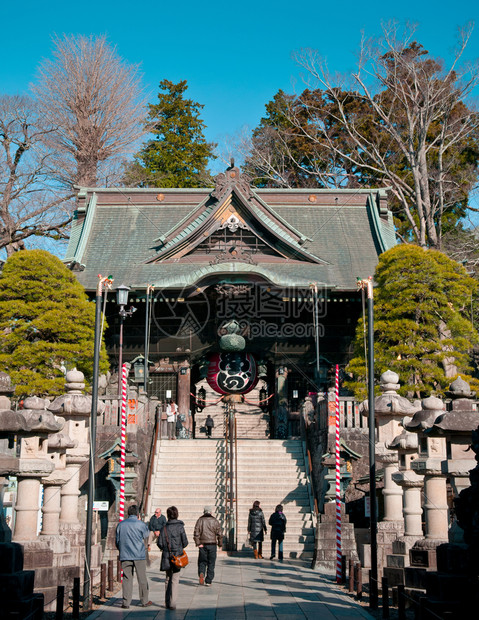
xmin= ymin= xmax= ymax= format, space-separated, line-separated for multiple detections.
xmin=65 ymin=164 xmax=396 ymax=438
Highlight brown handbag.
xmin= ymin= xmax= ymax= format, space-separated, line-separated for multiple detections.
xmin=170 ymin=550 xmax=189 ymax=568
xmin=164 ymin=525 xmax=189 ymax=568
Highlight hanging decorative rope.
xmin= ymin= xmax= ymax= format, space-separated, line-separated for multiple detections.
xmin=335 ymin=364 xmax=342 ymax=583
xmin=118 ymin=363 xmax=129 ymax=522
xmin=242 ymin=393 xmax=275 ymax=406
xmin=190 ymin=392 xmax=225 ymax=406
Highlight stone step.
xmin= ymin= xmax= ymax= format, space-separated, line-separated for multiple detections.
xmin=150 ymin=436 xmax=315 ymax=559
xmin=156 ymin=442 xmax=304 ymax=451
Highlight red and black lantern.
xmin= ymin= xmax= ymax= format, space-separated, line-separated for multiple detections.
xmin=207 ymin=352 xmax=258 ymax=395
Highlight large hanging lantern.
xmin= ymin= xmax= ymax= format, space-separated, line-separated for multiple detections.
xmin=207 ymin=352 xmax=258 ymax=395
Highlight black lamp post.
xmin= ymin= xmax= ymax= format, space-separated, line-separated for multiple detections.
xmin=84 ymin=275 xmax=112 ymax=608
xmin=116 ymin=284 xmax=135 ymax=393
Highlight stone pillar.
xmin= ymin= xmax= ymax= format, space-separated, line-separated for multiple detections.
xmin=402 ymin=480 xmax=424 ymax=537
xmin=59 ymin=459 xmax=83 ymax=524
xmin=41 ymin=483 xmax=62 ymax=535
xmin=14 ymin=475 xmax=42 ymax=541
xmin=379 ymin=452 xmax=403 ymax=521
xmin=423 ymin=463 xmax=449 ymax=540
xmin=177 ymin=360 xmax=190 ymax=418
xmin=274 ymin=367 xmax=289 ymax=438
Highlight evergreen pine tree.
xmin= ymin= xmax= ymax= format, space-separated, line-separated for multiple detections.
xmin=0 ymin=250 xmax=108 ymax=397
xmin=125 ymin=79 xmax=216 ymax=188
xmin=346 ymin=245 xmax=479 ymax=399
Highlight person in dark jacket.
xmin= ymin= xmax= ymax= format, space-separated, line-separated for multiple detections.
xmin=247 ymin=500 xmax=267 ymax=559
xmin=194 ymin=505 xmax=222 ymax=586
xmin=157 ymin=506 xmax=189 ymax=610
xmin=268 ymin=504 xmax=287 ymax=560
xmin=148 ymin=507 xmax=167 ymax=549
xmin=205 ymin=414 xmax=214 ymax=438
xmin=115 ymin=504 xmax=152 ymax=608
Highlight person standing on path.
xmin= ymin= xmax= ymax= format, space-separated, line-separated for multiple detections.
xmin=115 ymin=504 xmax=153 ymax=609
xmin=194 ymin=505 xmax=222 ymax=586
xmin=148 ymin=507 xmax=166 ymax=549
xmin=157 ymin=505 xmax=188 ymax=610
xmin=248 ymin=500 xmax=267 ymax=559
xmin=166 ymin=401 xmax=177 ymax=440
xmin=268 ymin=504 xmax=287 ymax=560
xmin=205 ymin=414 xmax=214 ymax=438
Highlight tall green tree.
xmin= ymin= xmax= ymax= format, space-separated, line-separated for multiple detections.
xmin=245 ymin=26 xmax=479 ymax=247
xmin=125 ymin=79 xmax=216 ymax=188
xmin=295 ymin=27 xmax=479 ymax=249
xmin=0 ymin=250 xmax=108 ymax=397
xmin=346 ymin=245 xmax=478 ymax=399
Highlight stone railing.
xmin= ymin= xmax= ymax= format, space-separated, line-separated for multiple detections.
xmin=99 ymin=394 xmax=157 ymax=428
xmin=317 ymin=394 xmax=367 ymax=431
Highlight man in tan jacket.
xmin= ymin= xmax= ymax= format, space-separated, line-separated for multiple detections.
xmin=193 ymin=506 xmax=222 ymax=586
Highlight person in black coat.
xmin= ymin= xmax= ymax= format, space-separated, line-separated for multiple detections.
xmin=247 ymin=500 xmax=267 ymax=559
xmin=268 ymin=504 xmax=287 ymax=560
xmin=157 ymin=506 xmax=188 ymax=610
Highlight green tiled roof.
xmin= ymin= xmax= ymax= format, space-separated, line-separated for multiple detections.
xmin=67 ymin=174 xmax=396 ymax=292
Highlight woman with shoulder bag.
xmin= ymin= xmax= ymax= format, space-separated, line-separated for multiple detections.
xmin=157 ymin=506 xmax=189 ymax=610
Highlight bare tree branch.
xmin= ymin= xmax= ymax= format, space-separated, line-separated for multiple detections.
xmin=32 ymin=34 xmax=147 ymax=188
xmin=0 ymin=95 xmax=73 ymax=256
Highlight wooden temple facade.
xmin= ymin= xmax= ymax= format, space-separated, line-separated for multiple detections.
xmin=65 ymin=165 xmax=396 ymax=437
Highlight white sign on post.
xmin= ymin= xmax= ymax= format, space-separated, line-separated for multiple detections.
xmin=93 ymin=501 xmax=109 ymax=511
xmin=166 ymin=390 xmax=172 ymax=399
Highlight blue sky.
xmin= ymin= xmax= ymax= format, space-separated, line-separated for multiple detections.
xmin=2 ymin=0 xmax=478 ymax=173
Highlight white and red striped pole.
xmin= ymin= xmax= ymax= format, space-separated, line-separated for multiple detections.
xmin=118 ymin=363 xmax=129 ymax=522
xmin=335 ymin=364 xmax=342 ymax=583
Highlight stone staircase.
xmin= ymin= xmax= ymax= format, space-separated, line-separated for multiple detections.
xmin=195 ymin=382 xmax=269 ymax=440
xmin=147 ymin=438 xmax=316 ymax=560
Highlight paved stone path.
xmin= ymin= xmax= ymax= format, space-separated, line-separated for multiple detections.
xmin=88 ymin=553 xmax=373 ymax=619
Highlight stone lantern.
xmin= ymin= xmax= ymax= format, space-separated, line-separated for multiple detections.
xmin=360 ymin=370 xmax=420 ymax=575
xmin=390 ymin=427 xmax=422 ymax=539
xmin=40 ymin=432 xmax=77 ymax=538
xmin=436 ymin=377 xmax=478 ymax=498
xmin=11 ymin=396 xmax=64 ymax=542
xmin=48 ymin=369 xmax=104 ymax=529
xmin=406 ymin=396 xmax=449 ymax=544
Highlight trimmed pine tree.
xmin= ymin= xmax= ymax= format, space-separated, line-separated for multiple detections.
xmin=0 ymin=250 xmax=108 ymax=397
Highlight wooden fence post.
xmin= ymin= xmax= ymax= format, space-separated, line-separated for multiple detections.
xmin=341 ymin=555 xmax=346 ymax=584
xmin=348 ymin=558 xmax=354 ymax=592
xmin=100 ymin=563 xmax=106 ymax=599
xmin=72 ymin=577 xmax=80 ymax=620
xmin=55 ymin=585 xmax=64 ymax=620
xmin=382 ymin=576 xmax=389 ymax=619
xmin=356 ymin=563 xmax=362 ymax=600
xmin=108 ymin=559 xmax=114 ymax=591
xmin=397 ymin=584 xmax=406 ymax=620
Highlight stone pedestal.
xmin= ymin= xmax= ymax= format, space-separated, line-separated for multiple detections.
xmin=0 ymin=542 xmax=43 ymax=619
xmin=312 ymin=501 xmax=358 ymax=573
